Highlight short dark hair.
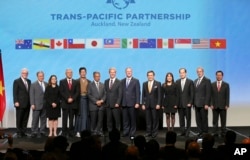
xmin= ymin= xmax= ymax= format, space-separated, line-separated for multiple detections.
xmin=93 ymin=71 xmax=100 ymax=76
xmin=147 ymin=70 xmax=155 ymax=76
xmin=216 ymin=70 xmax=224 ymax=76
xmin=79 ymin=67 xmax=87 ymax=73
xmin=179 ymin=68 xmax=187 ymax=73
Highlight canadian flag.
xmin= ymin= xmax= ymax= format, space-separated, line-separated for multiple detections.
xmin=50 ymin=39 xmax=68 ymax=49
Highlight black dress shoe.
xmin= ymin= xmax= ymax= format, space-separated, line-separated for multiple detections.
xmin=179 ymin=132 xmax=186 ymax=136
xmin=17 ymin=134 xmax=22 ymax=138
xmin=31 ymin=133 xmax=37 ymax=138
xmin=197 ymin=132 xmax=203 ymax=137
xmin=40 ymin=133 xmax=46 ymax=137
xmin=144 ymin=134 xmax=152 ymax=137
xmin=122 ymin=134 xmax=128 ymax=137
xmin=212 ymin=133 xmax=219 ymax=137
xmin=151 ymin=135 xmax=157 ymax=138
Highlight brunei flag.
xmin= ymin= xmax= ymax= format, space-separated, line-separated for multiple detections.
xmin=33 ymin=39 xmax=50 ymax=49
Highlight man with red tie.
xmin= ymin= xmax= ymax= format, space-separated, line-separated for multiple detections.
xmin=211 ymin=70 xmax=230 ymax=137
xmin=59 ymin=68 xmax=80 ymax=137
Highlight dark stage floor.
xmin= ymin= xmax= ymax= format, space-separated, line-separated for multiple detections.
xmin=0 ymin=127 xmax=249 ymax=152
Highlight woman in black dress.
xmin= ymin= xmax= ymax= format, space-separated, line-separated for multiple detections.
xmin=44 ymin=75 xmax=61 ymax=137
xmin=161 ymin=72 xmax=178 ymax=131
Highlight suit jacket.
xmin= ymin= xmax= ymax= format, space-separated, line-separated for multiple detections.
xmin=211 ymin=81 xmax=230 ymax=109
xmin=13 ymin=77 xmax=31 ymax=108
xmin=88 ymin=81 xmax=106 ymax=111
xmin=104 ymin=78 xmax=122 ymax=108
xmin=142 ymin=80 xmax=161 ymax=108
xmin=121 ymin=77 xmax=140 ymax=107
xmin=176 ymin=78 xmax=194 ymax=108
xmin=59 ymin=78 xmax=80 ymax=109
xmin=29 ymin=81 xmax=48 ymax=110
xmin=194 ymin=76 xmax=211 ymax=107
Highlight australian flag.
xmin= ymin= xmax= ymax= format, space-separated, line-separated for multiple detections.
xmin=139 ymin=39 xmax=156 ymax=48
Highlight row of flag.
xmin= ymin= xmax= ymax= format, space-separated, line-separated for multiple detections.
xmin=15 ymin=38 xmax=226 ymax=50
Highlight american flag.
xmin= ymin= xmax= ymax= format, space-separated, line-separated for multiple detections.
xmin=192 ymin=39 xmax=209 ymax=49
xmin=103 ymin=39 xmax=121 ymax=48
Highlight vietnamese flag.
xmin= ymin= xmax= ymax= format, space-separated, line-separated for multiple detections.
xmin=0 ymin=52 xmax=6 ymax=122
xmin=210 ymin=39 xmax=226 ymax=49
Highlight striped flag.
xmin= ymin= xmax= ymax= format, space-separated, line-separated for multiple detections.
xmin=192 ymin=39 xmax=209 ymax=49
xmin=122 ymin=39 xmax=138 ymax=48
xmin=68 ymin=39 xmax=85 ymax=49
xmin=157 ymin=39 xmax=174 ymax=48
xmin=174 ymin=39 xmax=192 ymax=49
xmin=104 ymin=38 xmax=121 ymax=48
xmin=33 ymin=39 xmax=50 ymax=49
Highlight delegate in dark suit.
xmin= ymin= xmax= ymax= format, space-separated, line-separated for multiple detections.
xmin=59 ymin=69 xmax=80 ymax=136
xmin=176 ymin=73 xmax=194 ymax=136
xmin=121 ymin=67 xmax=140 ymax=137
xmin=29 ymin=72 xmax=48 ymax=137
xmin=88 ymin=72 xmax=106 ymax=135
xmin=142 ymin=75 xmax=161 ymax=138
xmin=13 ymin=68 xmax=31 ymax=137
xmin=104 ymin=76 xmax=122 ymax=131
xmin=211 ymin=71 xmax=230 ymax=136
xmin=194 ymin=67 xmax=211 ymax=135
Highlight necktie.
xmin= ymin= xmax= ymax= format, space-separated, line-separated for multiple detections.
xmin=110 ymin=79 xmax=113 ymax=89
xmin=68 ymin=79 xmax=72 ymax=90
xmin=96 ymin=82 xmax=99 ymax=92
xmin=181 ymin=79 xmax=184 ymax=91
xmin=40 ymin=82 xmax=45 ymax=92
xmin=126 ymin=79 xmax=130 ymax=88
xmin=196 ymin=78 xmax=201 ymax=87
xmin=24 ymin=80 xmax=28 ymax=91
xmin=148 ymin=81 xmax=152 ymax=93
xmin=217 ymin=81 xmax=221 ymax=91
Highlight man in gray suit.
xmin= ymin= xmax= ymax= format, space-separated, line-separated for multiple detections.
xmin=104 ymin=67 xmax=122 ymax=132
xmin=211 ymin=70 xmax=230 ymax=137
xmin=30 ymin=71 xmax=47 ymax=137
xmin=88 ymin=71 xmax=106 ymax=136
xmin=194 ymin=67 xmax=211 ymax=137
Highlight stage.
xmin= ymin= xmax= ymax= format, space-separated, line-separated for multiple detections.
xmin=0 ymin=127 xmax=249 ymax=152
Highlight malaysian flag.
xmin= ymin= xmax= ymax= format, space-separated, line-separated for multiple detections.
xmin=104 ymin=39 xmax=121 ymax=48
xmin=192 ymin=39 xmax=209 ymax=49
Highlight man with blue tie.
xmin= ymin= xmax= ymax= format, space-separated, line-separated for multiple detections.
xmin=30 ymin=71 xmax=48 ymax=137
xmin=121 ymin=67 xmax=140 ymax=137
xmin=211 ymin=70 xmax=230 ymax=137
